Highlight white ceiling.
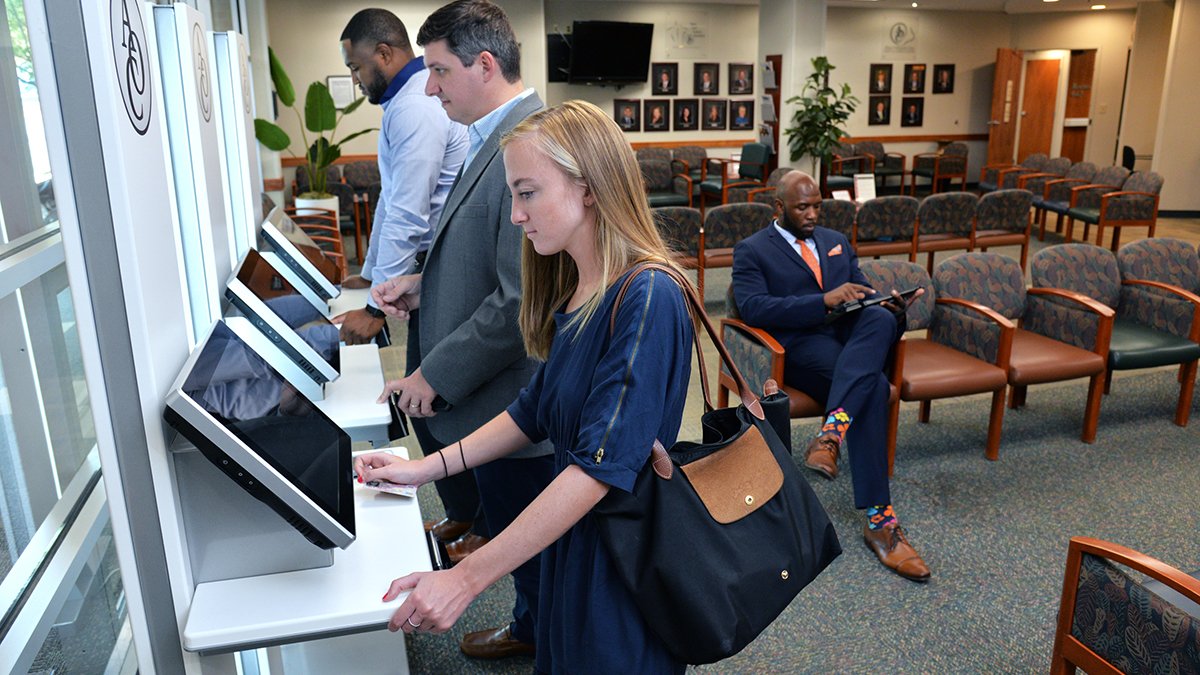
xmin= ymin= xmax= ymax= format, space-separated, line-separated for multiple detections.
xmin=826 ymin=0 xmax=1158 ymax=12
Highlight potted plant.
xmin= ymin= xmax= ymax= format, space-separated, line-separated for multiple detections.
xmin=784 ymin=56 xmax=859 ymax=183
xmin=254 ymin=47 xmax=375 ymax=214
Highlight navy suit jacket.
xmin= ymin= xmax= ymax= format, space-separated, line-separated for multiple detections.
xmin=731 ymin=224 xmax=874 ymax=339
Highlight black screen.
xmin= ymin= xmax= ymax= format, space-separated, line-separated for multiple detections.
xmin=263 ymin=210 xmax=342 ymax=287
xmin=173 ymin=322 xmax=354 ymax=547
xmin=568 ymin=21 xmax=653 ymax=84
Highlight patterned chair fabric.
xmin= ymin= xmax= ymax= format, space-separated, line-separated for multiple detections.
xmin=1036 ymin=161 xmax=1099 ymax=241
xmin=325 ymin=181 xmax=357 ymax=222
xmin=1066 ymin=169 xmax=1160 ymax=250
xmin=1028 ymin=244 xmax=1117 ymax=352
xmin=1117 ymin=238 xmax=1200 ymax=340
xmin=854 ymin=196 xmax=918 ymax=261
xmin=639 ymin=158 xmax=690 ymax=208
xmin=696 ymin=202 xmax=774 ymax=298
xmin=919 ymin=192 xmax=977 ymax=237
xmin=980 ymin=153 xmax=1048 ymax=192
xmin=912 ymin=142 xmax=968 ymax=194
xmin=671 ymin=145 xmax=707 ymax=181
xmin=933 ymin=252 xmax=1025 ymax=365
xmin=635 ymin=147 xmax=672 ymax=163
xmin=859 ymin=260 xmax=935 ymax=331
xmin=729 ymin=167 xmax=793 ymax=204
xmin=1015 ymin=156 xmax=1071 ymax=194
xmin=976 ymin=189 xmax=1033 ymax=234
xmin=294 ymin=165 xmax=343 ymax=195
xmin=855 ymin=140 xmax=906 ymax=183
xmin=819 ymin=199 xmax=856 ymax=239
xmin=652 ymin=206 xmax=702 ymax=260
xmin=341 ymin=161 xmax=380 ymax=190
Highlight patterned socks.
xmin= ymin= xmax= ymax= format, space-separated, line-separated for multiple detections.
xmin=867 ymin=505 xmax=897 ymax=531
xmin=819 ymin=408 xmax=852 ymax=442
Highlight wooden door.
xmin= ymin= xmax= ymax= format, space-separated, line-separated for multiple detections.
xmin=987 ymin=48 xmax=1023 ymax=165
xmin=1016 ymin=58 xmax=1060 ymax=160
xmin=1061 ymin=49 xmax=1096 ymax=162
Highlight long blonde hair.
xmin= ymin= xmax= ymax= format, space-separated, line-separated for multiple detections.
xmin=500 ymin=100 xmax=686 ymax=360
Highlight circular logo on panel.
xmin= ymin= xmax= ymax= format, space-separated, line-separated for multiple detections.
xmin=240 ymin=41 xmax=252 ymax=115
xmin=110 ymin=0 xmax=152 ymax=135
xmin=889 ymin=22 xmax=916 ymax=47
xmin=192 ymin=23 xmax=212 ymax=123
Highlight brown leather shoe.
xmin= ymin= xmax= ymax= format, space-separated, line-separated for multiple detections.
xmin=445 ymin=532 xmax=490 ymax=564
xmin=804 ymin=434 xmax=840 ymax=479
xmin=423 ymin=517 xmax=472 ymax=543
xmin=863 ymin=522 xmax=931 ymax=581
xmin=459 ymin=625 xmax=534 ymax=659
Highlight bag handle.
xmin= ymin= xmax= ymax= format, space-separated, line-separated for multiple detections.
xmin=609 ymin=261 xmax=765 ymax=421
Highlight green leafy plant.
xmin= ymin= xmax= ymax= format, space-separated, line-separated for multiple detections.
xmin=254 ymin=48 xmax=375 ymax=199
xmin=784 ymin=56 xmax=859 ymax=176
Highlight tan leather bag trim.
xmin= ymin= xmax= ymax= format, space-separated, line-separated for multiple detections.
xmin=679 ymin=426 xmax=783 ymax=524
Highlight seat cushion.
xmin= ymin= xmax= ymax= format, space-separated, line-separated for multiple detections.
xmin=1008 ymin=328 xmax=1106 ymax=385
xmin=827 ymin=175 xmax=853 ymax=190
xmin=875 ymin=167 xmax=903 ymax=177
xmin=900 ymin=340 xmax=1008 ymax=400
xmin=916 ymin=234 xmax=971 ymax=253
xmin=648 ymin=192 xmax=689 ymax=208
xmin=1042 ymin=199 xmax=1071 ymax=215
xmin=702 ymin=249 xmax=734 ymax=268
xmin=1109 ymin=318 xmax=1200 ymax=370
xmin=1066 ymin=207 xmax=1100 ymax=223
xmin=973 ymin=230 xmax=1026 ymax=247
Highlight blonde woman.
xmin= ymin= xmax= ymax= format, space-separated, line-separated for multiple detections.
xmin=359 ymin=100 xmax=692 ymax=673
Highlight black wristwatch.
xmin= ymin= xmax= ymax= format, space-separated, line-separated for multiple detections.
xmin=364 ymin=304 xmax=386 ymax=319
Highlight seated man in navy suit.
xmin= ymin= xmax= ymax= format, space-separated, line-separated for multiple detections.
xmin=731 ymin=170 xmax=931 ymax=581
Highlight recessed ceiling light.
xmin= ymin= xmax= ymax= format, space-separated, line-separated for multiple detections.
xmin=1043 ymin=0 xmax=1060 ymax=3
xmin=1091 ymin=3 xmax=1107 ymax=8
xmin=911 ymin=1 xmax=918 ymax=6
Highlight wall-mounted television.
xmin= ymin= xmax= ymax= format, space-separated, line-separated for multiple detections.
xmin=568 ymin=21 xmax=653 ymax=85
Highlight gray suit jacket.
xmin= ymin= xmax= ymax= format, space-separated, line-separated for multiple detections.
xmin=417 ymin=92 xmax=552 ymax=458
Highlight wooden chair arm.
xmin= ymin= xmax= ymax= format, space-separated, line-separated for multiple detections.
xmin=831 ymin=154 xmax=876 ymax=173
xmin=1122 ymin=279 xmax=1200 ymax=341
xmin=1016 ymin=172 xmax=1057 ymax=189
xmin=745 ymin=186 xmax=775 ymax=202
xmin=1026 ymin=287 xmax=1115 ymax=356
xmin=671 ymin=158 xmax=691 ymax=175
xmin=1098 ymin=190 xmax=1160 ymax=209
xmin=979 ymin=162 xmax=1016 ymax=183
xmin=1067 ymin=183 xmax=1120 ymax=207
xmin=1067 ymin=537 xmax=1200 ymax=606
xmin=934 ymin=297 xmax=1016 ymax=368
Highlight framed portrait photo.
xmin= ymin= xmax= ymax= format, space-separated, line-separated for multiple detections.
xmin=644 ymin=100 xmax=670 ymax=132
xmin=674 ymin=98 xmax=699 ymax=131
xmin=900 ymin=97 xmax=924 ymax=127
xmin=903 ymin=64 xmax=926 ymax=94
xmin=652 ymin=62 xmax=678 ymax=96
xmin=702 ymin=99 xmax=727 ymax=131
xmin=729 ymin=99 xmax=754 ymax=130
xmin=614 ymin=99 xmax=641 ymax=132
xmin=694 ymin=63 xmax=720 ymax=96
xmin=728 ymin=63 xmax=753 ymax=94
xmin=932 ymin=64 xmax=955 ymax=94
xmin=326 ymin=75 xmax=356 ymax=109
xmin=868 ymin=95 xmax=891 ymax=126
xmin=869 ymin=64 xmax=892 ymax=95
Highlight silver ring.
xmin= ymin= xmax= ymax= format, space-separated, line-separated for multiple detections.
xmin=406 ymin=616 xmax=420 ymax=628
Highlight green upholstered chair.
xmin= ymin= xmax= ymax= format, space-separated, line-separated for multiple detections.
xmin=1052 ymin=164 xmax=1129 ymax=242
xmin=1065 ymin=170 xmax=1164 ymax=252
xmin=911 ymin=142 xmax=968 ymax=195
xmin=818 ymin=198 xmax=856 ymax=240
xmin=978 ymin=152 xmax=1048 ymax=193
xmin=1033 ymin=242 xmax=1200 ymax=427
xmin=855 ymin=140 xmax=907 ymax=194
xmin=697 ymin=202 xmax=772 ymax=298
xmin=638 ymin=158 xmax=692 ymax=208
xmin=635 ymin=146 xmax=672 ymax=163
xmin=699 ymin=142 xmax=772 ymax=208
xmin=1035 ymin=161 xmax=1098 ymax=241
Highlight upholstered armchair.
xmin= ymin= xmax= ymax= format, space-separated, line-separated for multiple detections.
xmin=853 ymin=195 xmax=918 ymax=261
xmin=1054 ymin=165 xmax=1132 ymax=242
xmin=734 ymin=167 xmax=793 ymax=205
xmin=1012 ymin=156 xmax=1070 ymax=191
xmin=697 ymin=202 xmax=773 ymax=299
xmin=911 ymin=141 xmax=968 ymax=195
xmin=340 ymin=161 xmax=381 ymax=264
xmin=978 ymin=152 xmax=1048 ymax=193
xmin=638 ymin=158 xmax=692 ymax=208
xmin=826 ymin=140 xmax=874 ymax=196
xmin=973 ymin=189 xmax=1035 ymax=271
xmin=1035 ymin=161 xmax=1098 ymax=241
xmin=1066 ymin=170 xmax=1164 ymax=251
xmin=937 ymin=251 xmax=1112 ymax=445
xmin=1032 ymin=243 xmax=1200 ymax=428
xmin=1051 ymin=537 xmax=1200 ymax=675
xmin=860 ymin=259 xmax=1011 ymax=466
xmin=651 ymin=206 xmax=701 ymax=269
xmin=915 ymin=191 xmax=977 ymax=274
xmin=818 ymin=198 xmax=856 ymax=240
xmin=670 ymin=145 xmax=710 ymax=200
xmin=635 ymin=146 xmax=672 ymax=163
xmin=699 ymin=142 xmax=771 ymax=208
xmin=855 ymin=140 xmax=907 ymax=194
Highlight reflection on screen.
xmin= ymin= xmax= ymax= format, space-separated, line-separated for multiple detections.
xmin=268 ymin=209 xmax=342 ymax=284
xmin=180 ymin=322 xmax=349 ymax=527
xmin=236 ymin=249 xmax=340 ymax=369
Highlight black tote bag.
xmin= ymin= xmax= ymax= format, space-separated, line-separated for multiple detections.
xmin=594 ymin=263 xmax=842 ymax=665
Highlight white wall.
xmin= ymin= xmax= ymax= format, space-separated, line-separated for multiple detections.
xmin=1120 ymin=1 xmax=1173 ymax=172
xmin=1153 ymin=0 xmax=1200 ymax=211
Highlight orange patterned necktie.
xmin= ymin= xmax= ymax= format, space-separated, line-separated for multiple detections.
xmin=797 ymin=238 xmax=823 ymax=289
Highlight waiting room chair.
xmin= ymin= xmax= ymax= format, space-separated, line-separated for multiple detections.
xmin=342 ymin=161 xmax=381 ymax=262
xmin=699 ymin=142 xmax=771 ymax=208
xmin=937 ymin=252 xmax=1112 ymax=445
xmin=818 ymin=198 xmax=856 ymax=240
xmin=1032 ymin=243 xmax=1200 ymax=427
xmin=826 ymin=141 xmax=873 ymax=196
xmin=639 ymin=158 xmax=692 ymax=208
xmin=651 ymin=206 xmax=701 ymax=269
xmin=1066 ymin=171 xmax=1164 ymax=252
xmin=911 ymin=142 xmax=968 ymax=195
xmin=860 ymin=259 xmax=1011 ymax=466
xmin=1051 ymin=536 xmax=1200 ymax=675
xmin=978 ymin=152 xmax=1048 ymax=193
xmin=1013 ymin=156 xmax=1071 ymax=192
xmin=915 ymin=191 xmax=977 ymax=275
xmin=1035 ymin=161 xmax=1098 ymax=241
xmin=1053 ymin=165 xmax=1131 ymax=243
xmin=736 ymin=167 xmax=793 ymax=204
xmin=853 ymin=196 xmax=918 ymax=262
xmin=855 ymin=140 xmax=907 ymax=194
xmin=635 ymin=147 xmax=672 ymax=164
xmin=697 ymin=202 xmax=773 ymax=299
xmin=670 ymin=145 xmax=709 ymax=184
xmin=973 ymin=189 xmax=1035 ymax=271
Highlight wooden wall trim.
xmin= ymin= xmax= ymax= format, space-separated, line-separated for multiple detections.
xmin=280 ymin=154 xmax=377 ymax=167
xmin=263 ymin=177 xmax=284 ymax=191
xmin=630 ymin=139 xmax=756 ymax=150
xmin=845 ymin=133 xmax=989 ymax=144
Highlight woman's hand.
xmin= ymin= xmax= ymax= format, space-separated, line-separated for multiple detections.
xmin=385 ymin=567 xmax=480 ymax=634
xmin=354 ymin=452 xmax=434 ymax=486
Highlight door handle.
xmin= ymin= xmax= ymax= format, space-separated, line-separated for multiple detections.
xmin=986 ymin=120 xmax=1001 ymax=126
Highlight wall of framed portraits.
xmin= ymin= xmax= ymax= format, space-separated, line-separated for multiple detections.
xmin=544 ymin=0 xmax=760 ymax=151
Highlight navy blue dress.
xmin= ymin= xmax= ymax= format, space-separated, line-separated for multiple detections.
xmin=507 ymin=268 xmax=692 ymax=674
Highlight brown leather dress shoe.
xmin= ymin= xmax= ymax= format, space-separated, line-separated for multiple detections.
xmin=423 ymin=517 xmax=473 ymax=543
xmin=863 ymin=522 xmax=931 ymax=581
xmin=804 ymin=434 xmax=840 ymax=479
xmin=460 ymin=625 xmax=535 ymax=659
xmin=445 ymin=532 xmax=490 ymax=564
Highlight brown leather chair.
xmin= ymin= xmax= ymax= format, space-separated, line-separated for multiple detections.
xmin=860 ymin=259 xmax=1012 ymax=465
xmin=936 ymin=252 xmax=1113 ymax=445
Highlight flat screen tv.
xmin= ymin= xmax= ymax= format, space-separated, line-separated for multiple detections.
xmin=224 ymin=248 xmax=340 ymax=386
xmin=259 ymin=206 xmax=341 ymax=302
xmin=164 ymin=320 xmax=355 ymax=550
xmin=568 ymin=21 xmax=653 ymax=85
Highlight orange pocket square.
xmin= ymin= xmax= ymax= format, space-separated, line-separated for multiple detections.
xmin=828 ymin=245 xmax=844 ymax=256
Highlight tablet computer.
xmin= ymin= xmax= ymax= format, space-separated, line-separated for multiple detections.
xmin=825 ymin=286 xmax=921 ymax=323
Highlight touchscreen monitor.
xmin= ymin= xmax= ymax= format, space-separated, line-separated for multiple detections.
xmin=225 ymin=248 xmax=340 ymax=385
xmin=259 ymin=206 xmax=341 ymax=301
xmin=164 ymin=321 xmax=355 ymax=550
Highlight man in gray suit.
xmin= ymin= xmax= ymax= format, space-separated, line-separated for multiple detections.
xmin=371 ymin=0 xmax=552 ymax=661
